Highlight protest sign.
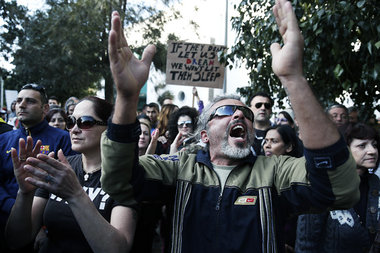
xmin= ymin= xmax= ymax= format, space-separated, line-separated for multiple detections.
xmin=166 ymin=41 xmax=226 ymax=89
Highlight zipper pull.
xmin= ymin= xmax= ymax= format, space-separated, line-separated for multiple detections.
xmin=215 ymin=195 xmax=222 ymax=211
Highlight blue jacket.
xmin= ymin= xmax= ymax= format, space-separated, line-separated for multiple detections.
xmin=101 ymin=120 xmax=360 ymax=253
xmin=0 ymin=120 xmax=75 ymax=228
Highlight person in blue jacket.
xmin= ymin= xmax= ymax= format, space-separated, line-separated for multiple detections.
xmin=0 ymin=83 xmax=75 ymax=252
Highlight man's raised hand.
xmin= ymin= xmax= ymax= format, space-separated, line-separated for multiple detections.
xmin=270 ymin=0 xmax=304 ymax=81
xmin=108 ymin=11 xmax=156 ymax=99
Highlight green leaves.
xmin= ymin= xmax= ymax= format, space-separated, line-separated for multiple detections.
xmin=1 ymin=0 xmax=179 ymax=103
xmin=334 ymin=64 xmax=344 ymax=78
xmin=224 ymin=0 xmax=380 ymax=121
xmin=357 ymin=1 xmax=365 ymax=8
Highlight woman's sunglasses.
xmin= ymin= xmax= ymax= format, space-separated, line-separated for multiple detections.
xmin=208 ymin=105 xmax=254 ymax=122
xmin=275 ymin=117 xmax=288 ymax=123
xmin=178 ymin=120 xmax=192 ymax=128
xmin=67 ymin=115 xmax=107 ymax=130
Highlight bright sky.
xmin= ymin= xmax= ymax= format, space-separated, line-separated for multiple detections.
xmin=9 ymin=0 xmax=230 ymax=64
xmin=16 ymin=0 xmax=46 ymax=12
xmin=15 ymin=0 xmax=229 ymax=45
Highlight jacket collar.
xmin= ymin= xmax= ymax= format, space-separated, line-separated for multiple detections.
xmin=20 ymin=119 xmax=49 ymax=136
xmin=195 ymin=148 xmax=257 ymax=169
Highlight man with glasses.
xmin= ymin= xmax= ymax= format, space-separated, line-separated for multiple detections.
xmin=248 ymin=91 xmax=274 ymax=155
xmin=0 ymin=83 xmax=75 ymax=251
xmin=101 ymin=1 xmax=359 ymax=252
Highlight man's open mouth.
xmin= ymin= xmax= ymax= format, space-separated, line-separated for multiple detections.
xmin=230 ymin=125 xmax=246 ymax=138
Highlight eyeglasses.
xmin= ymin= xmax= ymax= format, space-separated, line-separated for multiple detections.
xmin=275 ymin=118 xmax=288 ymax=123
xmin=208 ymin=105 xmax=254 ymax=122
xmin=178 ymin=120 xmax=192 ymax=128
xmin=254 ymin=102 xmax=271 ymax=110
xmin=66 ymin=115 xmax=107 ymax=130
xmin=21 ymin=84 xmax=48 ymax=101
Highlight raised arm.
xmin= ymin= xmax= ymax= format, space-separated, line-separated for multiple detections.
xmin=270 ymin=0 xmax=339 ymax=149
xmin=108 ymin=11 xmax=155 ymax=124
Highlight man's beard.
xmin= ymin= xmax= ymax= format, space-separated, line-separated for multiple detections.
xmin=220 ymin=120 xmax=255 ymax=159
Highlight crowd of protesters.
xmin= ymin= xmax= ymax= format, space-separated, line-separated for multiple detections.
xmin=0 ymin=0 xmax=379 ymax=252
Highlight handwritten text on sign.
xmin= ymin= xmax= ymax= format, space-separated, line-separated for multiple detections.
xmin=166 ymin=41 xmax=226 ymax=89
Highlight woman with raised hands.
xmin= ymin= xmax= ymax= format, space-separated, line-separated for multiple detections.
xmin=5 ymin=96 xmax=136 ymax=253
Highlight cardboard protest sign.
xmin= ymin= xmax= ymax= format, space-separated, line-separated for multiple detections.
xmin=166 ymin=41 xmax=226 ymax=89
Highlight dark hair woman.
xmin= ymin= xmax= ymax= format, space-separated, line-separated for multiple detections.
xmin=46 ymin=108 xmax=68 ymax=130
xmin=6 ymin=96 xmax=136 ymax=253
xmin=167 ymin=106 xmax=199 ymax=154
xmin=263 ymin=125 xmax=302 ymax=158
xmin=275 ymin=110 xmax=295 ymax=128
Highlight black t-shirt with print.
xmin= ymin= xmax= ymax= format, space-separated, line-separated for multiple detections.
xmin=35 ymin=154 xmax=119 ymax=253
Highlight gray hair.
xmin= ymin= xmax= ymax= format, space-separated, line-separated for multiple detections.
xmin=326 ymin=103 xmax=348 ymax=114
xmin=193 ymin=94 xmax=242 ymax=141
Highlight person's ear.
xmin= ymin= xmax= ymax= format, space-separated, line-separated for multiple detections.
xmin=200 ymin=130 xmax=209 ymax=143
xmin=42 ymin=104 xmax=50 ymax=116
xmin=285 ymin=144 xmax=293 ymax=154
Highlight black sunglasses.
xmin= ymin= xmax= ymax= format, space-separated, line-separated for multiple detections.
xmin=67 ymin=115 xmax=107 ymax=130
xmin=21 ymin=83 xmax=48 ymax=101
xmin=254 ymin=102 xmax=271 ymax=109
xmin=208 ymin=105 xmax=254 ymax=122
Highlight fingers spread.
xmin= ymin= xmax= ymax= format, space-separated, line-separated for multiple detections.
xmin=57 ymin=149 xmax=70 ymax=166
xmin=28 ymin=155 xmax=59 ymax=176
xmin=11 ymin=148 xmax=19 ymax=167
xmin=25 ymin=176 xmax=50 ymax=190
xmin=26 ymin=136 xmax=34 ymax=153
xmin=18 ymin=138 xmax=26 ymax=160
xmin=32 ymin=140 xmax=42 ymax=157
xmin=24 ymin=164 xmax=48 ymax=180
xmin=141 ymin=44 xmax=156 ymax=67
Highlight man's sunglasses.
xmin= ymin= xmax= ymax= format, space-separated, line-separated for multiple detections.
xmin=178 ymin=120 xmax=192 ymax=128
xmin=67 ymin=115 xmax=107 ymax=130
xmin=208 ymin=105 xmax=254 ymax=122
xmin=254 ymin=102 xmax=271 ymax=110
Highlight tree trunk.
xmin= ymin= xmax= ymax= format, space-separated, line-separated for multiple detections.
xmin=104 ymin=72 xmax=114 ymax=104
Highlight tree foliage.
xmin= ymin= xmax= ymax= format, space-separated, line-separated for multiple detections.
xmin=1 ymin=0 xmax=180 ymax=104
xmin=226 ymin=0 xmax=380 ymax=121
xmin=0 ymin=0 xmax=27 ymax=78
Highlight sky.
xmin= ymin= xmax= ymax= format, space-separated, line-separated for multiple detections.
xmin=16 ymin=0 xmax=46 ymax=12
xmin=15 ymin=0 xmax=229 ymax=45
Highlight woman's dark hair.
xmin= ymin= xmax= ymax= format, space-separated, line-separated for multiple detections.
xmin=45 ymin=108 xmax=68 ymax=124
xmin=265 ymin=125 xmax=302 ymax=158
xmin=79 ymin=96 xmax=114 ymax=122
xmin=168 ymin=106 xmax=199 ymax=142
xmin=278 ymin=110 xmax=295 ymax=126
xmin=345 ymin=123 xmax=380 ymax=168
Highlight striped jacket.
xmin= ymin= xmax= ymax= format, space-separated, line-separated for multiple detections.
xmin=101 ymin=121 xmax=359 ymax=253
